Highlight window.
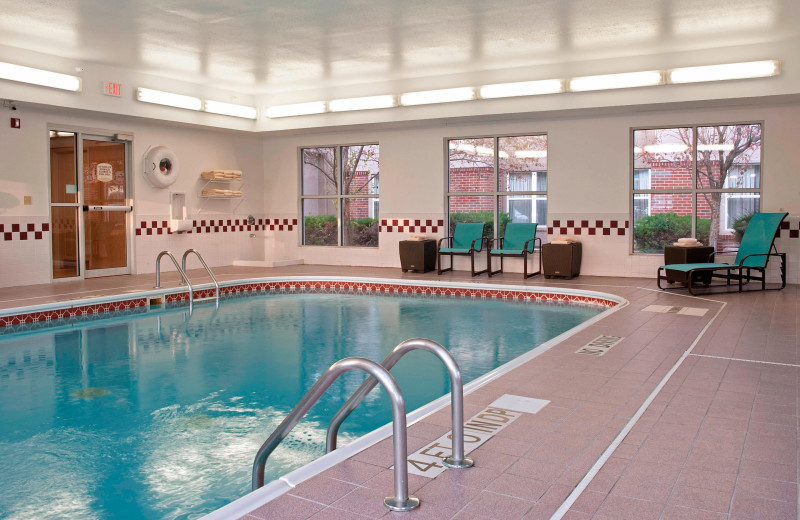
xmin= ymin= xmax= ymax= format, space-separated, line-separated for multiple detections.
xmin=300 ymin=144 xmax=379 ymax=247
xmin=447 ymin=135 xmax=547 ymax=241
xmin=632 ymin=123 xmax=761 ymax=253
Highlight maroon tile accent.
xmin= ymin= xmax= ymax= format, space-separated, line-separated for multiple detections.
xmin=379 ymin=218 xmax=444 ymax=233
xmin=548 ymin=218 xmax=629 ymax=237
xmin=1 ymin=222 xmax=50 ymax=241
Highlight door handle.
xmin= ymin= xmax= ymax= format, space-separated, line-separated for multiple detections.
xmin=83 ymin=205 xmax=133 ymax=212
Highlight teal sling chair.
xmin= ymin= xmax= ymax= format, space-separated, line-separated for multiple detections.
xmin=657 ymin=212 xmax=788 ymax=295
xmin=488 ymin=222 xmax=541 ymax=279
xmin=437 ymin=222 xmax=488 ymax=276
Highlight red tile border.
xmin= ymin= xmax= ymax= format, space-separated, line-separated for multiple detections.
xmin=379 ymin=219 xmax=444 ymax=233
xmin=1 ymin=281 xmax=616 ymax=329
xmin=548 ymin=219 xmax=629 ymax=237
xmin=135 ymin=218 xmax=297 ymax=236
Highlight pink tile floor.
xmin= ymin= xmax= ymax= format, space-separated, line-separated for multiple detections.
xmin=0 ymin=266 xmax=796 ymax=520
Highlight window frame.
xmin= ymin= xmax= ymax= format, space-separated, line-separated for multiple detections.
xmin=298 ymin=142 xmax=380 ymax=247
xmin=630 ymin=121 xmax=764 ymax=254
xmin=444 ymin=133 xmax=548 ymax=238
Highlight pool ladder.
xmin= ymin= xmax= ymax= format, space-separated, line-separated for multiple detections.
xmin=252 ymin=338 xmax=473 ymax=512
xmin=154 ymin=249 xmax=220 ymax=311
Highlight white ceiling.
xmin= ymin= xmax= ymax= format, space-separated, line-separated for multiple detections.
xmin=1 ymin=0 xmax=799 ymax=131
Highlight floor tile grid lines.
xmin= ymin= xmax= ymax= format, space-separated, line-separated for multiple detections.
xmin=549 ymin=296 xmax=729 ymax=520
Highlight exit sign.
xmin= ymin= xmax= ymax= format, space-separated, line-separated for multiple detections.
xmin=102 ymin=82 xmax=122 ymax=97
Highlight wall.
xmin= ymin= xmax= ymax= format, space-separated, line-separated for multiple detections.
xmin=0 ymin=104 xmax=264 ymax=287
xmin=261 ymin=99 xmax=800 ymax=283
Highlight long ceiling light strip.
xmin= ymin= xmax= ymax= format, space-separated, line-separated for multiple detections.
xmin=137 ymin=88 xmax=201 ymax=111
xmin=569 ymin=71 xmax=663 ymax=92
xmin=668 ymin=60 xmax=779 ymax=84
xmin=0 ymin=61 xmax=82 ymax=91
xmin=329 ymin=95 xmax=396 ymax=112
xmin=259 ymin=59 xmax=779 ymax=118
xmin=204 ymin=100 xmax=257 ymax=119
xmin=479 ymin=79 xmax=563 ymax=98
xmin=399 ymin=87 xmax=475 ymax=106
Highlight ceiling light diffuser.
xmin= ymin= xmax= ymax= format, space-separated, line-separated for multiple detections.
xmin=569 ymin=71 xmax=662 ymax=92
xmin=669 ymin=60 xmax=778 ymax=84
xmin=643 ymin=144 xmax=690 ymax=153
xmin=697 ymin=143 xmax=735 ymax=152
xmin=266 ymin=101 xmax=326 ymax=118
xmin=329 ymin=95 xmax=395 ymax=112
xmin=204 ymin=100 xmax=257 ymax=119
xmin=0 ymin=61 xmax=81 ymax=91
xmin=136 ymin=88 xmax=201 ymax=110
xmin=400 ymin=87 xmax=475 ymax=106
xmin=479 ymin=79 xmax=563 ymax=99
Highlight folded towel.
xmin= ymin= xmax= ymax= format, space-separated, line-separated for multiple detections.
xmin=677 ymin=237 xmax=699 ymax=244
xmin=672 ymin=242 xmax=704 ymax=247
xmin=551 ymin=239 xmax=578 ymax=245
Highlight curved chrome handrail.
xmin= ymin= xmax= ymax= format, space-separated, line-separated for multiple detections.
xmin=326 ymin=338 xmax=473 ymax=469
xmin=154 ymin=250 xmax=193 ymax=312
xmin=181 ymin=248 xmax=220 ymax=307
xmin=251 ymin=357 xmax=420 ymax=512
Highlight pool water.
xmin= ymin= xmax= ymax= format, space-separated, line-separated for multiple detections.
xmin=0 ymin=292 xmax=602 ymax=520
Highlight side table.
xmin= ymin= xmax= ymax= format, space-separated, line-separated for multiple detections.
xmin=663 ymin=245 xmax=715 ymax=284
xmin=399 ymin=239 xmax=436 ymax=273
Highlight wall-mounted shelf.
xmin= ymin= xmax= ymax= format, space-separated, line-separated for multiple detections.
xmin=198 ymin=170 xmax=245 ymax=213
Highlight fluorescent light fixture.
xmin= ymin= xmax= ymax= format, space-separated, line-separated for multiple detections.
xmin=266 ymin=101 xmax=326 ymax=118
xmin=136 ymin=88 xmax=201 ymax=110
xmin=515 ymin=150 xmax=547 ymax=158
xmin=697 ymin=143 xmax=735 ymax=152
xmin=480 ymin=79 xmax=563 ymax=99
xmin=329 ymin=95 xmax=395 ymax=112
xmin=0 ymin=61 xmax=81 ymax=91
xmin=569 ymin=71 xmax=662 ymax=92
xmin=400 ymin=87 xmax=475 ymax=106
xmin=669 ymin=60 xmax=778 ymax=84
xmin=643 ymin=144 xmax=690 ymax=153
xmin=204 ymin=100 xmax=257 ymax=119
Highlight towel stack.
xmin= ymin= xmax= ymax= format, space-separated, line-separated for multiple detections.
xmin=551 ymin=236 xmax=578 ymax=245
xmin=201 ymin=170 xmax=243 ymax=180
xmin=201 ymin=188 xmax=243 ymax=197
xmin=672 ymin=237 xmax=704 ymax=247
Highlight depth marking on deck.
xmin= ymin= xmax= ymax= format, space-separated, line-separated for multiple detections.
xmin=642 ymin=305 xmax=708 ymax=316
xmin=575 ymin=335 xmax=624 ymax=356
xmin=405 ymin=394 xmax=549 ymax=478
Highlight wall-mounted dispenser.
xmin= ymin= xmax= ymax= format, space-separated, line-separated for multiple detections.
xmin=170 ymin=192 xmax=192 ymax=233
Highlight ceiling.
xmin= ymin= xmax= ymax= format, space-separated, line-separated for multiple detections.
xmin=1 ymin=0 xmax=799 ymax=130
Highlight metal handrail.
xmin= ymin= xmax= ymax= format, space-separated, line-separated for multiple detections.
xmin=326 ymin=338 xmax=474 ymax=470
xmin=252 ymin=357 xmax=420 ymax=512
xmin=154 ymin=250 xmax=193 ymax=312
xmin=180 ymin=249 xmax=219 ymax=307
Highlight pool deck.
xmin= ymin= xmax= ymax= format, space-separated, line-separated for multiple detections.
xmin=1 ymin=266 xmax=797 ymax=520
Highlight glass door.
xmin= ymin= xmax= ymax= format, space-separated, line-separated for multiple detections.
xmin=49 ymin=132 xmax=80 ymax=278
xmin=81 ymin=137 xmax=132 ymax=277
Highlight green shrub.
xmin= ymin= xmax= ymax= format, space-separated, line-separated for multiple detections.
xmin=449 ymin=211 xmax=511 ymax=241
xmin=634 ymin=213 xmax=710 ymax=253
xmin=345 ymin=218 xmax=378 ymax=247
xmin=732 ymin=212 xmax=754 ymax=243
xmin=304 ymin=215 xmax=337 ymax=246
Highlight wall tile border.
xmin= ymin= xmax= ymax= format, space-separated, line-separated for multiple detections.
xmin=1 ymin=223 xmax=49 ymax=241
xmin=379 ymin=219 xmax=444 ymax=233
xmin=135 ymin=218 xmax=297 ymax=235
xmin=548 ymin=219 xmax=629 ymax=236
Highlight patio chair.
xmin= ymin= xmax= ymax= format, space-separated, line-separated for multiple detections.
xmin=656 ymin=212 xmax=788 ymax=295
xmin=488 ymin=223 xmax=541 ymax=279
xmin=437 ymin=222 xmax=488 ymax=276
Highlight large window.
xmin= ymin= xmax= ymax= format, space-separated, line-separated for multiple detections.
xmin=300 ymin=144 xmax=379 ymax=247
xmin=447 ymin=135 xmax=547 ymax=241
xmin=632 ymin=123 xmax=761 ymax=253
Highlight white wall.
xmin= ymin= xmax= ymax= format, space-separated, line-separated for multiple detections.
xmin=262 ymin=98 xmax=800 ymax=282
xmin=0 ymin=104 xmax=264 ymax=287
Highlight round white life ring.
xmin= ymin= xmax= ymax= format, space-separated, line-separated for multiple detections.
xmin=143 ymin=146 xmax=179 ymax=188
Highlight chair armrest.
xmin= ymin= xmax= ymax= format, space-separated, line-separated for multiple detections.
xmin=470 ymin=236 xmax=488 ymax=252
xmin=437 ymin=236 xmax=453 ymax=249
xmin=523 ymin=237 xmax=541 ymax=253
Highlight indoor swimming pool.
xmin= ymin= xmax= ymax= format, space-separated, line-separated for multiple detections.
xmin=0 ymin=287 xmax=609 ymax=520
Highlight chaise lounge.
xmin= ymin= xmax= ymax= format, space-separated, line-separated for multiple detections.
xmin=656 ymin=212 xmax=788 ymax=295
xmin=437 ymin=222 xmax=488 ymax=276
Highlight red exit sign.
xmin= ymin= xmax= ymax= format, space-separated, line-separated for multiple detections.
xmin=102 ymin=82 xmax=122 ymax=97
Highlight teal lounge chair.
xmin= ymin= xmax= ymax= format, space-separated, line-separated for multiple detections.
xmin=657 ymin=212 xmax=788 ymax=295
xmin=438 ymin=222 xmax=488 ymax=276
xmin=488 ymin=223 xmax=541 ymax=279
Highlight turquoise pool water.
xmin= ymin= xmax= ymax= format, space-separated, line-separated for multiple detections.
xmin=0 ymin=291 xmax=603 ymax=520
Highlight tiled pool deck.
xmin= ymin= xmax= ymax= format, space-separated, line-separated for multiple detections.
xmin=1 ymin=266 xmax=797 ymax=520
